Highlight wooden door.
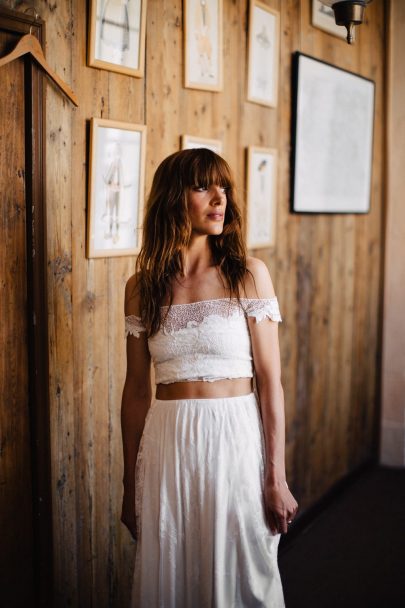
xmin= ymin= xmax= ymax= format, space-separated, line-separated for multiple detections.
xmin=0 ymin=8 xmax=52 ymax=607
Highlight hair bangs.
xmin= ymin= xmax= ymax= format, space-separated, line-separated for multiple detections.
xmin=186 ymin=149 xmax=233 ymax=190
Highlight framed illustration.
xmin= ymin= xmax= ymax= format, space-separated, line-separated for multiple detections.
xmin=292 ymin=53 xmax=375 ymax=214
xmin=246 ymin=146 xmax=278 ymax=249
xmin=312 ymin=0 xmax=347 ymax=40
xmin=181 ymin=134 xmax=223 ymax=154
xmin=88 ymin=0 xmax=147 ymax=77
xmin=184 ymin=0 xmax=223 ymax=91
xmin=87 ymin=118 xmax=146 ymax=258
xmin=247 ymin=1 xmax=280 ymax=108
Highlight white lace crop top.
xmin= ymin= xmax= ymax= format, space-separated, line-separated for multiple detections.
xmin=125 ymin=298 xmax=282 ymax=384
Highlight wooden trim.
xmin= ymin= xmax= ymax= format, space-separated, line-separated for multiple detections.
xmin=0 ymin=7 xmax=53 ymax=606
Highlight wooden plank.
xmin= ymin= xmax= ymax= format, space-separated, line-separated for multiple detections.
xmin=381 ymin=0 xmax=405 ymax=466
xmin=0 ymin=28 xmax=34 ymax=603
xmin=107 ymin=52 xmax=146 ymax=608
xmin=145 ymin=0 xmax=183 ymax=185
xmin=42 ymin=0 xmax=77 ymax=604
xmin=276 ymin=0 xmax=301 ymax=494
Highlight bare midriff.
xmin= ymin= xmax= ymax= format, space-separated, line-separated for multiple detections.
xmin=156 ymin=377 xmax=253 ymax=400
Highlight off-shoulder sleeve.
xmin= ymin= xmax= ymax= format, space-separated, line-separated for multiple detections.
xmin=243 ymin=297 xmax=282 ymax=323
xmin=125 ymin=314 xmax=146 ymax=338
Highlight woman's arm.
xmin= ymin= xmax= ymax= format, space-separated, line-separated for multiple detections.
xmin=245 ymin=258 xmax=298 ymax=535
xmin=121 ymin=275 xmax=152 ymax=539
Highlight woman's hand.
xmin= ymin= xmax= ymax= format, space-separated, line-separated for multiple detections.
xmin=121 ymin=489 xmax=137 ymax=540
xmin=264 ymin=480 xmax=298 ymax=535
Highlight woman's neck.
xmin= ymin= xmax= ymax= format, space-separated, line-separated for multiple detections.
xmin=182 ymin=235 xmax=213 ymax=276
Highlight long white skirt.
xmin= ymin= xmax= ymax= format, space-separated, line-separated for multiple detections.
xmin=131 ymin=393 xmax=285 ymax=608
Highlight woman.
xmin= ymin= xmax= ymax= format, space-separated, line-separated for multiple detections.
xmin=121 ymin=148 xmax=298 ymax=607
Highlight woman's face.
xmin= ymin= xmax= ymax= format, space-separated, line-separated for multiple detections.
xmin=187 ymin=184 xmax=227 ymax=236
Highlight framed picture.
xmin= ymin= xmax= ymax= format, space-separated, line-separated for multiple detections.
xmin=88 ymin=0 xmax=147 ymax=77
xmin=246 ymin=146 xmax=278 ymax=249
xmin=87 ymin=118 xmax=146 ymax=258
xmin=312 ymin=0 xmax=347 ymax=40
xmin=184 ymin=0 xmax=223 ymax=91
xmin=247 ymin=1 xmax=280 ymax=108
xmin=292 ymin=53 xmax=375 ymax=214
xmin=181 ymin=134 xmax=223 ymax=154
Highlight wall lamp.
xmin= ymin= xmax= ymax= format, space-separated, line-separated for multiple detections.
xmin=318 ymin=1 xmax=373 ymax=44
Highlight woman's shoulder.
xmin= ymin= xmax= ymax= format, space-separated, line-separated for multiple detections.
xmin=243 ymin=256 xmax=276 ymax=300
xmin=124 ymin=272 xmax=142 ymax=316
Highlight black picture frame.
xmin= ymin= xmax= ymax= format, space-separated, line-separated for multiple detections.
xmin=291 ymin=52 xmax=375 ymax=214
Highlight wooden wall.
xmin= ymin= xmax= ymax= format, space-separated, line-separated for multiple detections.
xmin=2 ymin=0 xmax=386 ymax=605
xmin=380 ymin=0 xmax=405 ymax=466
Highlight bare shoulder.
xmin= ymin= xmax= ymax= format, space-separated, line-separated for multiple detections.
xmin=124 ymin=272 xmax=141 ymax=316
xmin=243 ymin=256 xmax=276 ymax=299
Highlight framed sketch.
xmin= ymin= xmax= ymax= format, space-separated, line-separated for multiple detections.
xmin=88 ymin=0 xmax=147 ymax=77
xmin=312 ymin=0 xmax=347 ymax=40
xmin=247 ymin=1 xmax=280 ymax=107
xmin=87 ymin=118 xmax=146 ymax=258
xmin=181 ymin=134 xmax=223 ymax=154
xmin=184 ymin=0 xmax=223 ymax=91
xmin=246 ymin=146 xmax=278 ymax=249
xmin=292 ymin=53 xmax=375 ymax=214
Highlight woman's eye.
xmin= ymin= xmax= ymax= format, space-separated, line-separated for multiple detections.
xmin=192 ymin=185 xmax=228 ymax=193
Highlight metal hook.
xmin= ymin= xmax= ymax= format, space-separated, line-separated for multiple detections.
xmin=24 ymin=7 xmax=40 ymax=35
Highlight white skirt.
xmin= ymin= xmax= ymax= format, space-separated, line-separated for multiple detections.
xmin=131 ymin=393 xmax=285 ymax=608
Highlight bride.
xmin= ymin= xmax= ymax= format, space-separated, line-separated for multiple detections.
xmin=121 ymin=148 xmax=298 ymax=607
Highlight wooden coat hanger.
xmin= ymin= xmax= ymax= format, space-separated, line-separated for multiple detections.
xmin=0 ymin=14 xmax=78 ymax=107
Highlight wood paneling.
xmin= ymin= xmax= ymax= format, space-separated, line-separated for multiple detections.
xmin=0 ymin=26 xmax=34 ymax=605
xmin=0 ymin=9 xmax=53 ymax=604
xmin=381 ymin=0 xmax=405 ymax=466
xmin=0 ymin=0 xmax=386 ymax=605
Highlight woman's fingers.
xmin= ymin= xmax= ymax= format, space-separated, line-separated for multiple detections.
xmin=278 ymin=517 xmax=288 ymax=534
xmin=265 ymin=508 xmax=279 ymax=535
xmin=270 ymin=510 xmax=288 ymax=534
xmin=266 ymin=496 xmax=299 ymax=534
xmin=266 ymin=505 xmax=288 ymax=534
xmin=264 ymin=483 xmax=299 ymax=534
xmin=276 ymin=511 xmax=288 ymax=534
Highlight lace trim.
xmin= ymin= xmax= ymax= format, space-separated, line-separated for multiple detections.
xmin=243 ymin=298 xmax=283 ymax=323
xmin=125 ymin=298 xmax=282 ymax=337
xmin=125 ymin=314 xmax=146 ymax=338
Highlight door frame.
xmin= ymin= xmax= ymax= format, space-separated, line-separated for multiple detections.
xmin=0 ymin=8 xmax=52 ymax=606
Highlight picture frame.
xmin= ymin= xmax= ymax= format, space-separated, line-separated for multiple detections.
xmin=88 ymin=0 xmax=147 ymax=77
xmin=247 ymin=1 xmax=280 ymax=108
xmin=311 ymin=0 xmax=347 ymax=40
xmin=292 ymin=53 xmax=375 ymax=214
xmin=87 ymin=118 xmax=146 ymax=258
xmin=246 ymin=146 xmax=278 ymax=249
xmin=181 ymin=134 xmax=223 ymax=154
xmin=184 ymin=0 xmax=223 ymax=92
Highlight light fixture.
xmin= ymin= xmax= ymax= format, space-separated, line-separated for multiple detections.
xmin=318 ymin=1 xmax=373 ymax=44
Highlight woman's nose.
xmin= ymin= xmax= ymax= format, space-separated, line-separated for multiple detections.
xmin=210 ymin=186 xmax=225 ymax=203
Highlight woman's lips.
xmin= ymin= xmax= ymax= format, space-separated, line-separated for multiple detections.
xmin=207 ymin=213 xmax=224 ymax=220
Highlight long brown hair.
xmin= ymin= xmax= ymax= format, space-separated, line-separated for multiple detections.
xmin=136 ymin=148 xmax=248 ymax=336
